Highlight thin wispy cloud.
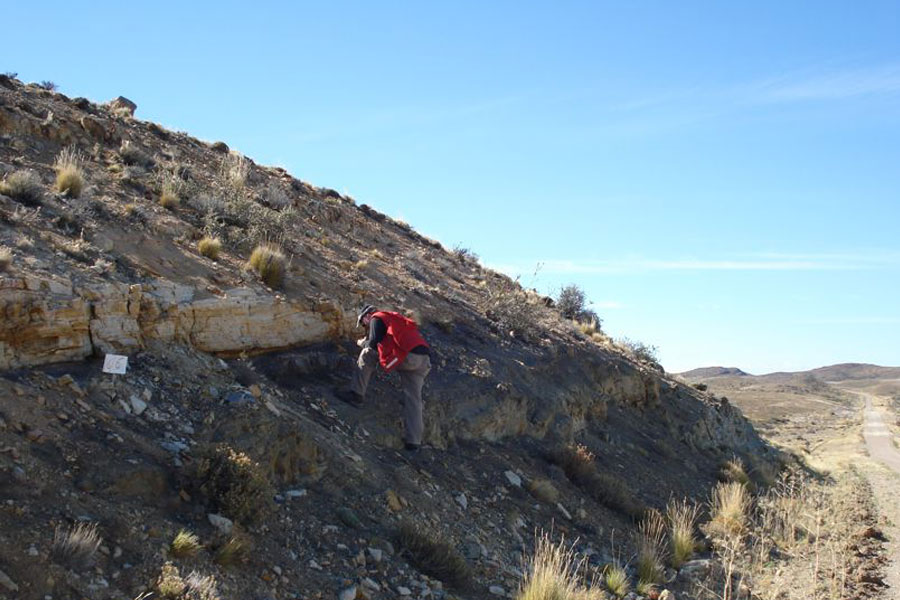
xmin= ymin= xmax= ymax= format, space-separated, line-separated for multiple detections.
xmin=796 ymin=317 xmax=900 ymax=325
xmin=755 ymin=63 xmax=900 ymax=103
xmin=489 ymin=251 xmax=899 ymax=276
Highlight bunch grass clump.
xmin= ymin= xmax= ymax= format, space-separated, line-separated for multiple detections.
xmin=214 ymin=534 xmax=249 ymax=567
xmin=603 ymin=564 xmax=629 ymax=598
xmin=635 ymin=509 xmax=667 ymax=584
xmin=171 ymin=529 xmax=201 ymax=558
xmin=51 ymin=521 xmax=102 ymax=570
xmin=666 ymin=498 xmax=699 ymax=569
xmin=198 ymin=236 xmax=222 ymax=260
xmin=54 ymin=147 xmax=84 ymax=197
xmin=705 ymin=481 xmax=749 ymax=538
xmin=396 ymin=521 xmax=471 ymax=589
xmin=0 ymin=170 xmax=44 ymax=205
xmin=248 ymin=244 xmax=286 ymax=288
xmin=517 ymin=533 xmax=586 ymax=600
xmin=156 ymin=562 xmax=186 ymax=598
xmin=719 ymin=456 xmax=756 ymax=492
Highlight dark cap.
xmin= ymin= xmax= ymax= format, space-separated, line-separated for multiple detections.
xmin=357 ymin=305 xmax=376 ymax=327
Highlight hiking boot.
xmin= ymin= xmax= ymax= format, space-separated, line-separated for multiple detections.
xmin=334 ymin=388 xmax=364 ymax=407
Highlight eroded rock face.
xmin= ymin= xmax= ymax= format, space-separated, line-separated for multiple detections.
xmin=0 ymin=274 xmax=345 ymax=369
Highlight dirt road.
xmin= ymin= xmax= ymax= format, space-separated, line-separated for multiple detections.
xmin=859 ymin=394 xmax=900 ymax=597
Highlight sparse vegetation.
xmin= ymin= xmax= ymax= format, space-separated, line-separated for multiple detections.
xmin=51 ymin=521 xmax=102 ymax=570
xmin=616 ymin=337 xmax=659 ymax=365
xmin=198 ymin=236 xmax=222 ymax=260
xmin=482 ymin=277 xmax=547 ymax=342
xmin=0 ymin=170 xmax=44 ymax=205
xmin=666 ymin=498 xmax=699 ymax=569
xmin=452 ymin=245 xmax=479 ymax=264
xmin=634 ymin=509 xmax=666 ymax=584
xmin=396 ymin=521 xmax=472 ymax=589
xmin=693 ymin=382 xmax=708 ymax=391
xmin=54 ymin=146 xmax=85 ymax=197
xmin=248 ymin=244 xmax=286 ymax=288
xmin=196 ymin=445 xmax=274 ymax=524
xmin=38 ymin=80 xmax=58 ymax=91
xmin=171 ymin=529 xmax=201 ymax=558
xmin=0 ymin=246 xmax=12 ymax=271
xmin=263 ymin=182 xmax=292 ymax=210
xmin=551 ymin=444 xmax=645 ymax=519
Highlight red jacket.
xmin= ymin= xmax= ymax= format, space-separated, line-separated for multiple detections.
xmin=372 ymin=311 xmax=428 ymax=372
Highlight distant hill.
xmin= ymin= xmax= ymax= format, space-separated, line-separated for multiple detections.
xmin=679 ymin=366 xmax=751 ymax=378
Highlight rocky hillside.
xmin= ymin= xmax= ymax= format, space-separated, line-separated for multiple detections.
xmin=0 ymin=76 xmax=773 ymax=600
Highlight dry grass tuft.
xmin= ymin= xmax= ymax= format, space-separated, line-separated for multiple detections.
xmin=0 ymin=169 xmax=44 ymax=205
xmin=54 ymin=146 xmax=84 ymax=197
xmin=705 ymin=481 xmax=749 ymax=538
xmin=396 ymin=521 xmax=472 ymax=589
xmin=527 ymin=479 xmax=560 ymax=505
xmin=222 ymin=153 xmax=249 ymax=192
xmin=171 ymin=529 xmax=201 ymax=558
xmin=603 ymin=564 xmax=629 ymax=598
xmin=666 ymin=498 xmax=699 ymax=568
xmin=196 ymin=445 xmax=274 ymax=524
xmin=198 ymin=237 xmax=222 ymax=260
xmin=718 ymin=456 xmax=754 ymax=491
xmin=183 ymin=571 xmax=221 ymax=600
xmin=517 ymin=533 xmax=588 ymax=600
xmin=635 ymin=509 xmax=667 ymax=584
xmin=214 ymin=534 xmax=250 ymax=567
xmin=551 ymin=445 xmax=645 ymax=519
xmin=0 ymin=246 xmax=12 ymax=271
xmin=248 ymin=244 xmax=286 ymax=288
xmin=51 ymin=521 xmax=102 ymax=570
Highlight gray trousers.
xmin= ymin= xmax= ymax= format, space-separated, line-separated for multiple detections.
xmin=350 ymin=347 xmax=432 ymax=446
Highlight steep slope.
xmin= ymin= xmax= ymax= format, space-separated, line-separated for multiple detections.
xmin=0 ymin=76 xmax=772 ymax=600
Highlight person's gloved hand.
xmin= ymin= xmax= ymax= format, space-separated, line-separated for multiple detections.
xmin=356 ymin=337 xmax=367 ymax=348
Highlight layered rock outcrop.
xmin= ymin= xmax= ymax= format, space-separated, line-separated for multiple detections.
xmin=0 ymin=274 xmax=346 ymax=369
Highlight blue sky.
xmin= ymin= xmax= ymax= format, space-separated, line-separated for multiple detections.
xmin=6 ymin=1 xmax=900 ymax=373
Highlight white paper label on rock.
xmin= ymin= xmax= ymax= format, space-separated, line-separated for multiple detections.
xmin=103 ymin=354 xmax=129 ymax=374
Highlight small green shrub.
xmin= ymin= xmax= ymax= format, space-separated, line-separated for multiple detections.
xmin=395 ymin=521 xmax=471 ymax=589
xmin=198 ymin=237 xmax=222 ymax=260
xmin=0 ymin=170 xmax=44 ymax=205
xmin=556 ymin=284 xmax=587 ymax=320
xmin=196 ymin=445 xmax=274 ymax=524
xmin=616 ymin=337 xmax=659 ymax=365
xmin=248 ymin=244 xmax=286 ymax=288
